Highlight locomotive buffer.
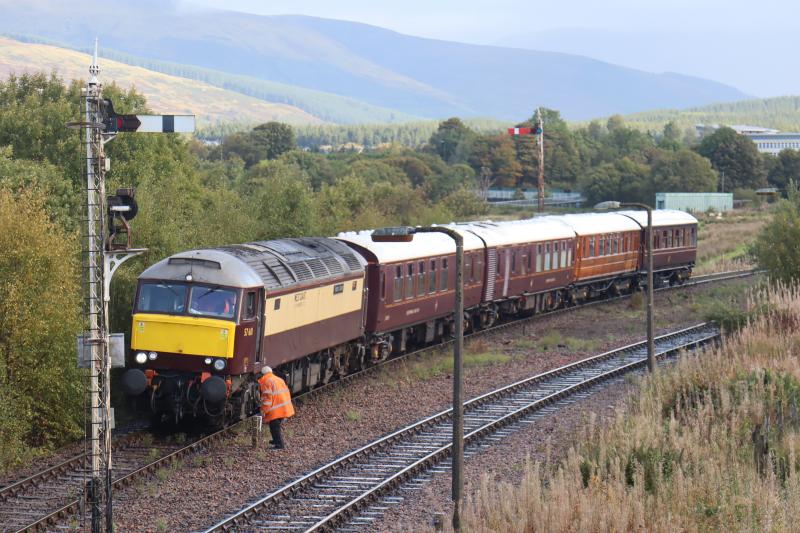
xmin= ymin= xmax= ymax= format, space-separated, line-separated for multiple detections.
xmin=72 ymin=40 xmax=194 ymax=533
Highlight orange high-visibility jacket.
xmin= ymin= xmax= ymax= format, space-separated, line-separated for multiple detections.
xmin=258 ymin=372 xmax=295 ymax=422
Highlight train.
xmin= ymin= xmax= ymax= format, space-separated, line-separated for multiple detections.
xmin=120 ymin=210 xmax=698 ymax=425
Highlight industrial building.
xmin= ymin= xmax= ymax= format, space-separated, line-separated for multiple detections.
xmin=696 ymin=124 xmax=800 ymax=155
xmin=656 ymin=192 xmax=733 ymax=212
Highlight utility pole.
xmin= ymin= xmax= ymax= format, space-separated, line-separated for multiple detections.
xmin=73 ymin=40 xmax=194 ymax=532
xmin=536 ymin=107 xmax=545 ymax=212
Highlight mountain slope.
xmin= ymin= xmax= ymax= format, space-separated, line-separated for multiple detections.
xmin=0 ymin=0 xmax=748 ymax=121
xmin=619 ymin=96 xmax=800 ymax=132
xmin=0 ymin=36 xmax=323 ymax=126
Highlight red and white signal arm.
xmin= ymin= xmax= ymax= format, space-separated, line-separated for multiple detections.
xmin=508 ymin=127 xmax=533 ymax=135
xmin=106 ymin=114 xmax=195 ymax=134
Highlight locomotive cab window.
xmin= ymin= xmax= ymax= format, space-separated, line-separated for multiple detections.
xmin=243 ymin=291 xmax=257 ymax=320
xmin=189 ymin=286 xmax=237 ymax=319
xmin=137 ymin=282 xmax=187 ymax=314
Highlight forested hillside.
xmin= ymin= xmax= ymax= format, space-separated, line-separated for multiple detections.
xmin=622 ymin=96 xmax=800 ymax=132
xmin=0 ymin=0 xmax=746 ymax=121
xmin=0 ymin=37 xmax=323 ymax=126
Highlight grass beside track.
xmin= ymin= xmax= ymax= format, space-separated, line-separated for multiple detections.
xmin=694 ymin=208 xmax=770 ymax=274
xmin=462 ymin=282 xmax=800 ymax=532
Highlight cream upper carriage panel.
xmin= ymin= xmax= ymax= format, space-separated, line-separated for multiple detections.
xmin=551 ymin=212 xmax=642 ymax=236
xmin=462 ymin=217 xmax=576 ymax=247
xmin=336 ymin=225 xmax=485 ymax=263
xmin=615 ymin=209 xmax=699 ymax=229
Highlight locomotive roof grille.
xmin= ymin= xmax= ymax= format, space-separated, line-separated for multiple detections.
xmin=140 ymin=237 xmax=365 ymax=290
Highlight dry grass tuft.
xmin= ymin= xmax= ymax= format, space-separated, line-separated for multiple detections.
xmin=694 ymin=209 xmax=769 ymax=274
xmin=462 ymin=282 xmax=800 ymax=532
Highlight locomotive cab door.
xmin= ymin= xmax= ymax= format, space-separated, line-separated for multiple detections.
xmin=240 ymin=289 xmax=264 ymax=364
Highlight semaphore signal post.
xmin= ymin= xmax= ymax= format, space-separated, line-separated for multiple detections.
xmin=508 ymin=107 xmax=545 ymax=211
xmin=71 ymin=40 xmax=194 ymax=533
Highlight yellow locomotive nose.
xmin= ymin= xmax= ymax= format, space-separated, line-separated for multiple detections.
xmin=131 ymin=313 xmax=235 ymax=358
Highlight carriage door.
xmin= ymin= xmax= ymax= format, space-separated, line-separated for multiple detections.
xmin=241 ymin=289 xmax=263 ymax=364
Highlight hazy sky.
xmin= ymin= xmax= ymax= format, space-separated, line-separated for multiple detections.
xmin=183 ymin=0 xmax=799 ymax=96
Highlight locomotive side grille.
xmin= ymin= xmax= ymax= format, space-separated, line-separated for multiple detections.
xmin=306 ymin=258 xmax=329 ymax=278
xmin=321 ymin=256 xmax=345 ymax=275
xmin=341 ymin=252 xmax=362 ymax=272
xmin=265 ymin=258 xmax=297 ymax=285
xmin=290 ymin=261 xmax=314 ymax=282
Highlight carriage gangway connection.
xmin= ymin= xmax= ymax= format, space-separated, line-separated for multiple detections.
xmin=203 ymin=322 xmax=720 ymax=532
xmin=0 ymin=268 xmax=758 ymax=532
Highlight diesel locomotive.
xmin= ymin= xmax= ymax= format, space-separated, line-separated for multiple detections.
xmin=121 ymin=210 xmax=698 ymax=425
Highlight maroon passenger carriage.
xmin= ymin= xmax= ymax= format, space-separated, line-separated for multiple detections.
xmin=336 ymin=217 xmax=578 ymax=359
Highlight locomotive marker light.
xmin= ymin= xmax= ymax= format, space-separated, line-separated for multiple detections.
xmin=595 ymin=201 xmax=655 ymax=373
xmin=70 ymin=40 xmax=195 ymax=533
xmin=371 ymin=225 xmax=465 ymax=531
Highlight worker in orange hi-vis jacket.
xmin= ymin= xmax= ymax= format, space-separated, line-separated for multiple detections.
xmin=258 ymin=366 xmax=295 ymax=449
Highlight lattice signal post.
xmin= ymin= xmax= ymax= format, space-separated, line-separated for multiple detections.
xmin=72 ymin=41 xmax=194 ymax=533
xmin=508 ymin=108 xmax=545 ymax=211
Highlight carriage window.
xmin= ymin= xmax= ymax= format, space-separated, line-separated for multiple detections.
xmin=527 ymin=248 xmax=532 ymax=272
xmin=429 ymin=260 xmax=437 ymax=293
xmin=380 ymin=271 xmax=386 ymax=300
xmin=536 ymin=244 xmax=543 ymax=272
xmin=612 ymin=235 xmax=618 ymax=255
xmin=675 ymin=229 xmax=682 ymax=247
xmin=405 ymin=264 xmax=414 ymax=299
xmin=244 ymin=292 xmax=257 ymax=320
xmin=417 ymin=262 xmax=426 ymax=296
xmin=511 ymin=251 xmax=517 ymax=274
xmin=394 ymin=266 xmax=403 ymax=302
xmin=567 ymin=243 xmax=573 ymax=266
xmin=690 ymin=227 xmax=696 ymax=246
xmin=598 ymin=236 xmax=604 ymax=256
xmin=469 ymin=254 xmax=475 ymax=281
xmin=589 ymin=237 xmax=595 ymax=258
xmin=605 ymin=235 xmax=611 ymax=255
xmin=544 ymin=243 xmax=551 ymax=270
xmin=440 ymin=259 xmax=449 ymax=290
xmin=553 ymin=242 xmax=560 ymax=270
xmin=561 ymin=241 xmax=568 ymax=268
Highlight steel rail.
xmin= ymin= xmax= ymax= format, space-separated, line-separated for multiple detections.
xmin=203 ymin=322 xmax=719 ymax=532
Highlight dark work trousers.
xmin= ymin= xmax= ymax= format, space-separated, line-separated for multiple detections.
xmin=269 ymin=418 xmax=285 ymax=449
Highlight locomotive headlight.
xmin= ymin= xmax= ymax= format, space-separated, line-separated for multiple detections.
xmin=213 ymin=359 xmax=226 ymax=371
xmin=135 ymin=352 xmax=147 ymax=364
xmin=204 ymin=357 xmax=212 ymax=365
xmin=148 ymin=351 xmax=158 ymax=361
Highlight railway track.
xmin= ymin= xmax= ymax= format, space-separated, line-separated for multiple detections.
xmin=0 ymin=268 xmax=755 ymax=532
xmin=0 ymin=422 xmax=252 ymax=533
xmin=203 ymin=322 xmax=719 ymax=532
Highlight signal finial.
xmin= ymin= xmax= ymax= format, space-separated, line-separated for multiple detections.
xmin=89 ymin=37 xmax=100 ymax=84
